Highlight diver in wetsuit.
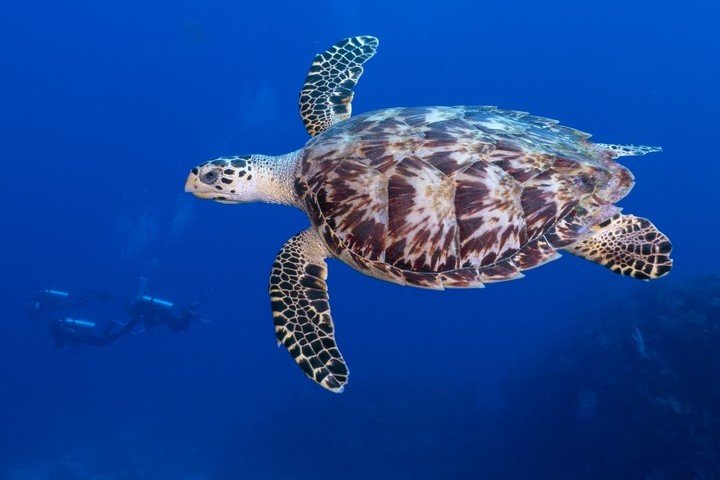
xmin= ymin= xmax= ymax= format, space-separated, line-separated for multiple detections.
xmin=120 ymin=295 xmax=207 ymax=334
xmin=26 ymin=289 xmax=110 ymax=321
xmin=48 ymin=317 xmax=121 ymax=349
xmin=47 ymin=294 xmax=207 ymax=348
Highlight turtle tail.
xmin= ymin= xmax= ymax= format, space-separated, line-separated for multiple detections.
xmin=594 ymin=143 xmax=662 ymax=158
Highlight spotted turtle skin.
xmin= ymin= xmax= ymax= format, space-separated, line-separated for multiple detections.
xmin=294 ymin=105 xmax=633 ymax=290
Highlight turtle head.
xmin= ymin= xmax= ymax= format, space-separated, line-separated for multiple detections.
xmin=185 ymin=155 xmax=260 ymax=204
xmin=185 ymin=151 xmax=301 ymax=206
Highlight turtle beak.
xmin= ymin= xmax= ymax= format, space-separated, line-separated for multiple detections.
xmin=184 ymin=168 xmax=199 ymax=194
xmin=184 ymin=167 xmax=226 ymax=200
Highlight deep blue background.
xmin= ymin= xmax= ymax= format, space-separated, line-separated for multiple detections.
xmin=1 ymin=0 xmax=718 ymax=478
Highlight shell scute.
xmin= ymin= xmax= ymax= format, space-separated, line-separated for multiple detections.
xmin=511 ymin=236 xmax=561 ymax=270
xmin=478 ymin=259 xmax=523 ymax=283
xmin=454 ymin=161 xmax=526 ymax=268
xmin=386 ymin=156 xmax=457 ymax=272
xmin=315 ymin=159 xmax=388 ymax=261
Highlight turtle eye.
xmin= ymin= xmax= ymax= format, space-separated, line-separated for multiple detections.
xmin=200 ymin=169 xmax=220 ymax=185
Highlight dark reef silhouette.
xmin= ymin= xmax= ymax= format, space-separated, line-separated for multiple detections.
xmin=489 ymin=274 xmax=720 ymax=480
xmin=237 ymin=275 xmax=720 ymax=480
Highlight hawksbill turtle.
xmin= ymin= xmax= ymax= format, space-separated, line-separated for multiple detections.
xmin=185 ymin=36 xmax=672 ymax=392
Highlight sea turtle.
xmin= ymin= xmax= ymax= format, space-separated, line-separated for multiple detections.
xmin=184 ymin=36 xmax=672 ymax=392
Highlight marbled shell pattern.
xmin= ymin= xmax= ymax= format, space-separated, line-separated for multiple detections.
xmin=296 ymin=106 xmax=633 ymax=289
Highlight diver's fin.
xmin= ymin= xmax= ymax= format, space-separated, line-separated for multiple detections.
xmin=299 ymin=36 xmax=379 ymax=136
xmin=563 ymin=214 xmax=672 ymax=280
xmin=270 ymin=229 xmax=348 ymax=392
xmin=594 ymin=143 xmax=662 ymax=158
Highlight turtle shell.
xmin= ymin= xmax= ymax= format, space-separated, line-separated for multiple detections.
xmin=295 ymin=106 xmax=632 ymax=289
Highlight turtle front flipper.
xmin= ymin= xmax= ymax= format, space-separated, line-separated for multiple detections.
xmin=299 ymin=36 xmax=379 ymax=136
xmin=269 ymin=228 xmax=349 ymax=392
xmin=563 ymin=214 xmax=672 ymax=280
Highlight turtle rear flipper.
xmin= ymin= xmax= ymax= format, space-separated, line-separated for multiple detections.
xmin=270 ymin=229 xmax=349 ymax=392
xmin=564 ymin=214 xmax=672 ymax=280
xmin=299 ymin=36 xmax=379 ymax=136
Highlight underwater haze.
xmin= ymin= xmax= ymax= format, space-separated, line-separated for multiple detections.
xmin=2 ymin=0 xmax=719 ymax=478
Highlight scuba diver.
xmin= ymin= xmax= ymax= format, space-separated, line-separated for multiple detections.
xmin=119 ymin=295 xmax=207 ymax=334
xmin=43 ymin=293 xmax=208 ymax=349
xmin=26 ymin=289 xmax=110 ymax=321
xmin=48 ymin=317 xmax=123 ymax=349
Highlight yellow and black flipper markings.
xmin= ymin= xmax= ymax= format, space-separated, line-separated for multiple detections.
xmin=564 ymin=214 xmax=672 ymax=280
xmin=269 ymin=229 xmax=348 ymax=392
xmin=299 ymin=36 xmax=379 ymax=136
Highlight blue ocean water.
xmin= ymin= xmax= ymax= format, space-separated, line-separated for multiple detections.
xmin=1 ymin=0 xmax=718 ymax=478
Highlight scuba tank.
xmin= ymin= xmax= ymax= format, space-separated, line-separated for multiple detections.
xmin=137 ymin=295 xmax=173 ymax=309
xmin=61 ymin=318 xmax=97 ymax=330
xmin=28 ymin=289 xmax=70 ymax=318
xmin=43 ymin=289 xmax=69 ymax=298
